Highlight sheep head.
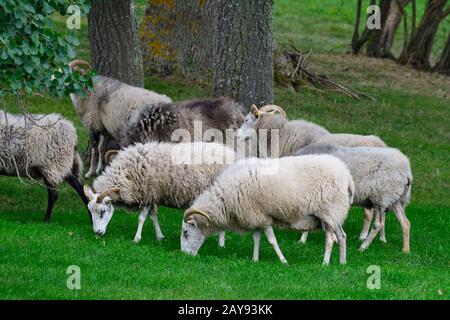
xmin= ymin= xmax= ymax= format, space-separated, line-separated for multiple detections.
xmin=237 ymin=104 xmax=286 ymax=142
xmin=181 ymin=208 xmax=210 ymax=256
xmin=84 ymin=185 xmax=120 ymax=236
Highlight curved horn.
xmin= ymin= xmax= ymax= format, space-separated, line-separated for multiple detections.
xmin=250 ymin=104 xmax=260 ymax=117
xmin=184 ymin=208 xmax=211 ymax=223
xmin=68 ymin=59 xmax=92 ymax=72
xmin=105 ymin=150 xmax=119 ymax=165
xmin=96 ymin=187 xmax=120 ymax=203
xmin=259 ymin=104 xmax=286 ymax=118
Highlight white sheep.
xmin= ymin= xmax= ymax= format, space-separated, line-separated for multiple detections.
xmin=68 ymin=59 xmax=173 ymax=178
xmin=181 ymin=155 xmax=354 ymax=265
xmin=83 ymin=142 xmax=236 ymax=244
xmin=294 ymin=144 xmax=412 ymax=253
xmin=237 ymin=104 xmax=387 ymax=242
xmin=0 ymin=112 xmax=90 ymax=222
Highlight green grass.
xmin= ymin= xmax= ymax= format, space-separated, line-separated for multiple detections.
xmin=0 ymin=0 xmax=449 ymax=300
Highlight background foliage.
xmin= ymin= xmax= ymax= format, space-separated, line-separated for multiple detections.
xmin=0 ymin=0 xmax=93 ymax=97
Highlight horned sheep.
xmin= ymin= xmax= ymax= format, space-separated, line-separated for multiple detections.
xmin=68 ymin=59 xmax=172 ymax=178
xmin=83 ymin=142 xmax=236 ymax=244
xmin=237 ymin=104 xmax=387 ymax=157
xmin=0 ymin=112 xmax=90 ymax=222
xmin=294 ymin=144 xmax=412 ymax=253
xmin=181 ymin=155 xmax=355 ymax=265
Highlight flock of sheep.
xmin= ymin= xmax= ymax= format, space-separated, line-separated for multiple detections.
xmin=0 ymin=59 xmax=412 ymax=265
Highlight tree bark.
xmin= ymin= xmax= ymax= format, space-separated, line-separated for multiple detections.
xmin=88 ymin=0 xmax=144 ymax=87
xmin=139 ymin=0 xmax=215 ymax=79
xmin=398 ymin=0 xmax=448 ymax=70
xmin=376 ymin=0 xmax=412 ymax=58
xmin=435 ymin=32 xmax=450 ymax=75
xmin=139 ymin=0 xmax=177 ymax=76
xmin=366 ymin=0 xmax=391 ymax=57
xmin=213 ymin=0 xmax=274 ymax=107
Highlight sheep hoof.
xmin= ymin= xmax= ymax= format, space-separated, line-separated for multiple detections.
xmin=133 ymin=237 xmax=141 ymax=243
xmin=380 ymin=237 xmax=387 ymax=243
xmin=156 ymin=235 xmax=164 ymax=241
xmin=359 ymin=244 xmax=367 ymax=252
xmin=281 ymin=259 xmax=288 ymax=265
xmin=359 ymin=234 xmax=368 ymax=241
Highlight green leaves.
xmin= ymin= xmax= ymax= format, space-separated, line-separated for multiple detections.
xmin=0 ymin=0 xmax=92 ymax=97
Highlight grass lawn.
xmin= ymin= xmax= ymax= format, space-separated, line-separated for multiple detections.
xmin=0 ymin=0 xmax=449 ymax=299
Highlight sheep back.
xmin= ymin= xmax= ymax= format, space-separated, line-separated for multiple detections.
xmin=121 ymin=97 xmax=245 ymax=147
xmin=191 ymin=154 xmax=353 ymax=233
xmin=313 ymin=133 xmax=387 ymax=148
xmin=295 ymin=144 xmax=412 ymax=209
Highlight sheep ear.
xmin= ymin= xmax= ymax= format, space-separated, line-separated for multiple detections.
xmin=83 ymin=185 xmax=95 ymax=200
xmin=250 ymin=104 xmax=260 ymax=118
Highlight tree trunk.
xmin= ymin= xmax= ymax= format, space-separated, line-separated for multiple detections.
xmin=366 ymin=0 xmax=391 ymax=57
xmin=435 ymin=32 xmax=450 ymax=75
xmin=139 ymin=0 xmax=215 ymax=79
xmin=376 ymin=0 xmax=411 ymax=58
xmin=88 ymin=0 xmax=144 ymax=87
xmin=213 ymin=0 xmax=274 ymax=107
xmin=398 ymin=0 xmax=448 ymax=70
xmin=139 ymin=0 xmax=177 ymax=76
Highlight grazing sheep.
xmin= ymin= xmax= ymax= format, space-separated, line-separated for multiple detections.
xmin=294 ymin=144 xmax=412 ymax=253
xmin=68 ymin=59 xmax=173 ymax=178
xmin=237 ymin=104 xmax=386 ymax=238
xmin=0 ymin=112 xmax=90 ymax=222
xmin=181 ymin=155 xmax=354 ymax=265
xmin=83 ymin=142 xmax=236 ymax=244
xmin=237 ymin=104 xmax=386 ymax=157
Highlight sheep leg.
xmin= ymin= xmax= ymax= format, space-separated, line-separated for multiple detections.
xmin=95 ymin=134 xmax=105 ymax=175
xmin=252 ymin=230 xmax=261 ymax=262
xmin=380 ymin=211 xmax=387 ymax=243
xmin=134 ymin=207 xmax=149 ymax=243
xmin=85 ymin=133 xmax=100 ymax=178
xmin=335 ymin=225 xmax=347 ymax=265
xmin=359 ymin=208 xmax=374 ymax=241
xmin=323 ymin=228 xmax=334 ymax=266
xmin=218 ymin=232 xmax=225 ymax=248
xmin=65 ymin=174 xmax=92 ymax=222
xmin=85 ymin=146 xmax=97 ymax=178
xmin=299 ymin=232 xmax=308 ymax=244
xmin=43 ymin=186 xmax=58 ymax=223
xmin=263 ymin=226 xmax=287 ymax=264
xmin=149 ymin=205 xmax=164 ymax=241
xmin=360 ymin=207 xmax=384 ymax=251
xmin=393 ymin=203 xmax=410 ymax=253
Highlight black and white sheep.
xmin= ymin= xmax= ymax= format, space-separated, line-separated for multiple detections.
xmin=181 ymin=155 xmax=355 ymax=265
xmin=83 ymin=142 xmax=236 ymax=244
xmin=0 ymin=112 xmax=90 ymax=222
xmin=294 ymin=144 xmax=412 ymax=253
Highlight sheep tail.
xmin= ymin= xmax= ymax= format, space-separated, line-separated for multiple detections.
xmin=400 ymin=176 xmax=412 ymax=206
xmin=72 ymin=149 xmax=83 ymax=179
